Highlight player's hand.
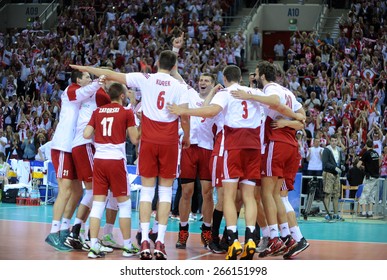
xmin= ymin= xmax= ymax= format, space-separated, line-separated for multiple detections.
xmin=182 ymin=135 xmax=190 ymax=149
xmin=167 ymin=103 xmax=185 ymax=115
xmin=210 ymin=84 xmax=224 ymax=94
xmin=98 ymin=75 xmax=106 ymax=85
xmin=271 ymin=118 xmax=287 ymax=129
xmin=173 ymin=32 xmax=185 ymax=49
xmin=295 ymin=112 xmax=306 ymax=122
xmin=231 ymin=89 xmax=251 ymax=100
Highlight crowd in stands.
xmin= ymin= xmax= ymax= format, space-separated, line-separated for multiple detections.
xmin=1 ymin=0 xmax=387 ymax=179
xmin=280 ymin=0 xmax=387 ymax=177
xmin=0 ymin=0 xmax=245 ymax=163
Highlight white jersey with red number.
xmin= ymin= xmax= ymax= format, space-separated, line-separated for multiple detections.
xmin=88 ymin=103 xmax=136 ymax=160
xmin=72 ymin=87 xmax=111 ymax=148
xmin=211 ymin=83 xmax=264 ymax=150
xmin=187 ymin=86 xmax=216 ymax=150
xmin=263 ymin=82 xmax=302 ymax=147
xmin=125 ymin=72 xmax=189 ymax=145
xmin=51 ymin=81 xmax=101 ymax=152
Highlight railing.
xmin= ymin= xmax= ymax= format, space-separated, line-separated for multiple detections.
xmin=313 ymin=0 xmax=327 ymax=33
xmin=39 ymin=0 xmax=58 ymax=26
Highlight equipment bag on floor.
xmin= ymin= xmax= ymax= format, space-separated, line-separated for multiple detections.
xmin=1 ymin=188 xmax=19 ymax=203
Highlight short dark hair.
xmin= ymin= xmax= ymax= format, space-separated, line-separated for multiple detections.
xmin=71 ymin=70 xmax=84 ymax=83
xmin=331 ymin=134 xmax=338 ymax=139
xmin=256 ymin=61 xmax=276 ymax=82
xmin=223 ymin=65 xmax=241 ymax=83
xmin=158 ymin=50 xmax=177 ymax=71
xmin=366 ymin=140 xmax=373 ymax=148
xmin=108 ymin=83 xmax=125 ymax=101
xmin=201 ymin=73 xmax=216 ymax=85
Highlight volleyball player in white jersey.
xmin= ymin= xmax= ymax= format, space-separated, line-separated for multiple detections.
xmin=45 ymin=70 xmax=103 ymax=251
xmin=83 ymin=83 xmax=140 ymax=258
xmin=168 ymin=65 xmax=265 ymax=260
xmin=70 ymin=50 xmax=190 ymax=260
xmin=232 ymin=61 xmax=305 ymax=257
xmin=64 ymin=83 xmax=121 ymax=251
xmin=175 ymin=74 xmax=218 ymax=250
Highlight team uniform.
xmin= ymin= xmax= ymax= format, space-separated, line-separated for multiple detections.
xmin=180 ymin=86 xmax=214 ymax=181
xmin=51 ymin=81 xmax=101 ymax=179
xmin=87 ymin=103 xmax=136 ymax=197
xmin=124 ymin=72 xmax=189 ymax=178
xmin=261 ymin=83 xmax=303 ymax=179
xmin=211 ymin=84 xmax=265 ymax=180
xmin=72 ymin=88 xmax=111 ymax=182
xmin=209 ymin=114 xmax=225 ymax=188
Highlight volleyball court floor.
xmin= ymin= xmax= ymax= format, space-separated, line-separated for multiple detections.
xmin=0 ymin=203 xmax=386 ymax=260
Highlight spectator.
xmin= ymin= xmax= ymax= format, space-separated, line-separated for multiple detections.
xmin=21 ymin=129 xmax=36 ymax=160
xmin=274 ymin=40 xmax=285 ymax=61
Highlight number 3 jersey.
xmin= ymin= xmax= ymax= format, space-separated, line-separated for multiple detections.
xmin=210 ymin=83 xmax=265 ymax=150
xmin=87 ymin=103 xmax=136 ymax=160
xmin=125 ymin=72 xmax=189 ymax=145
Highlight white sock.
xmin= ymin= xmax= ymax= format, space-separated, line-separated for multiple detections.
xmin=50 ymin=220 xmax=60 ymax=233
xmin=74 ymin=217 xmax=83 ymax=226
xmin=279 ymin=222 xmax=290 ymax=238
xmin=123 ymin=239 xmax=132 ymax=248
xmin=90 ymin=238 xmax=98 ymax=248
xmin=262 ymin=226 xmax=270 ymax=238
xmin=180 ymin=221 xmax=188 ymax=227
xmin=268 ymin=224 xmax=278 ymax=239
xmin=156 ymin=224 xmax=167 ymax=243
xmin=60 ymin=218 xmax=71 ymax=230
xmin=140 ymin=223 xmax=150 ymax=242
xmin=290 ymin=226 xmax=303 ymax=242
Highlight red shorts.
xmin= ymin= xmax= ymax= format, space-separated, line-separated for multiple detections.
xmin=180 ymin=144 xmax=211 ymax=180
xmin=93 ymin=158 xmax=129 ymax=197
xmin=283 ymin=151 xmax=301 ymax=191
xmin=209 ymin=154 xmax=224 ymax=187
xmin=51 ymin=149 xmax=77 ymax=180
xmin=223 ymin=149 xmax=261 ymax=180
xmin=72 ymin=144 xmax=95 ymax=182
xmin=262 ymin=141 xmax=299 ymax=180
xmin=138 ymin=141 xmax=179 ymax=178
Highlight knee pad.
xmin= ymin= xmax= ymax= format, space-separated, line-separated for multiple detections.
xmin=281 ymin=196 xmax=294 ymax=213
xmin=118 ymin=199 xmax=132 ymax=218
xmin=89 ymin=201 xmax=106 ymax=219
xmin=240 ymin=179 xmax=256 ymax=186
xmin=139 ymin=186 xmax=155 ymax=203
xmin=158 ymin=186 xmax=172 ymax=203
xmin=106 ymin=192 xmax=118 ymax=211
xmin=80 ymin=189 xmax=93 ymax=209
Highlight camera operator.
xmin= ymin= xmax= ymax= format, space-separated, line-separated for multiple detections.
xmin=322 ymin=134 xmax=346 ymax=221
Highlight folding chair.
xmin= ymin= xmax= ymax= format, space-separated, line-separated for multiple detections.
xmin=339 ymin=185 xmax=359 ymax=219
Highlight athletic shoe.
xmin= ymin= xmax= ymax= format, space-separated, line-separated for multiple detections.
xmin=88 ymin=242 xmax=106 ymax=259
xmin=100 ymin=244 xmax=114 ymax=253
xmin=188 ymin=213 xmax=197 ymax=221
xmin=258 ymin=237 xmax=284 ymax=258
xmin=239 ymin=239 xmax=256 ymax=260
xmin=122 ymin=244 xmax=140 ymax=257
xmin=170 ymin=215 xmax=180 ymax=220
xmin=101 ymin=233 xmax=123 ymax=249
xmin=324 ymin=214 xmax=332 ymax=221
xmin=201 ymin=227 xmax=212 ymax=248
xmin=148 ymin=229 xmax=158 ymax=244
xmin=256 ymin=237 xmax=269 ymax=253
xmin=45 ymin=232 xmax=73 ymax=252
xmin=176 ymin=228 xmax=189 ymax=249
xmin=272 ymin=235 xmax=297 ymax=256
xmin=82 ymin=240 xmax=90 ymax=251
xmin=154 ymin=241 xmax=167 ymax=260
xmin=225 ymin=240 xmax=243 ymax=260
xmin=283 ymin=237 xmax=310 ymax=259
xmin=139 ymin=240 xmax=152 ymax=260
xmin=59 ymin=229 xmax=70 ymax=245
xmin=208 ymin=240 xmax=226 ymax=254
xmin=333 ymin=214 xmax=345 ymax=221
xmin=219 ymin=234 xmax=229 ymax=251
xmin=366 ymin=213 xmax=373 ymax=218
xmin=64 ymin=234 xmax=83 ymax=250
